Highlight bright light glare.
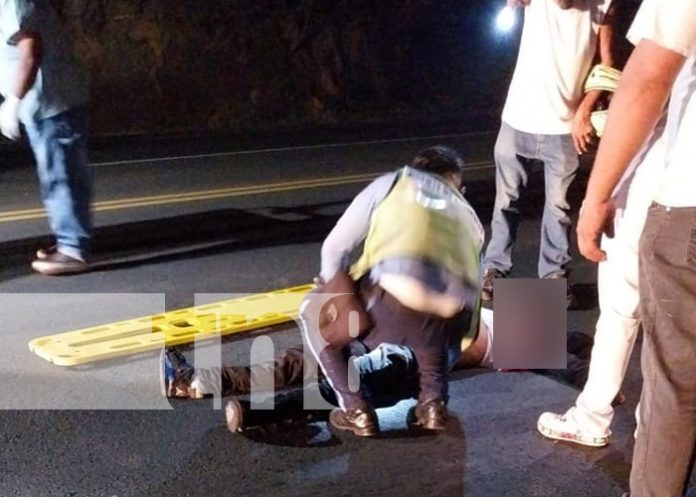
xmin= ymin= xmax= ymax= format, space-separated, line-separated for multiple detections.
xmin=495 ymin=6 xmax=517 ymax=33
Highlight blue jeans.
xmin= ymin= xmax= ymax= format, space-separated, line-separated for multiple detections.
xmin=483 ymin=122 xmax=579 ymax=278
xmin=25 ymin=107 xmax=92 ymax=259
xmin=318 ymin=342 xmax=461 ymax=409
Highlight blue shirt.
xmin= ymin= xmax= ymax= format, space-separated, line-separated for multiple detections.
xmin=0 ymin=0 xmax=88 ymax=123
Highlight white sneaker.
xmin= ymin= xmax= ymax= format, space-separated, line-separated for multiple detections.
xmin=537 ymin=410 xmax=610 ymax=447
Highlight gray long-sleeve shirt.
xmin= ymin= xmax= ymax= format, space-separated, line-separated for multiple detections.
xmin=320 ymin=172 xmax=397 ymax=282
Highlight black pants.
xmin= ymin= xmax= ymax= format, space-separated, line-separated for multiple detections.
xmin=219 ymin=346 xmax=306 ymax=396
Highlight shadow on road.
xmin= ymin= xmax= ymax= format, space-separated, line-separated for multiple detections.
xmin=144 ymin=409 xmax=467 ymax=497
xmin=0 ymin=201 xmax=347 ymax=281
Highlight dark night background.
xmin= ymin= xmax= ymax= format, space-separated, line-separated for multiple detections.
xmin=46 ymin=0 xmax=521 ymax=136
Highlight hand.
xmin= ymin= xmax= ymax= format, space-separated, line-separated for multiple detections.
xmin=0 ymin=95 xmax=20 ymax=141
xmin=507 ymin=0 xmax=531 ymax=6
xmin=571 ymin=109 xmax=595 ymax=155
xmin=577 ymin=198 xmax=615 ymax=262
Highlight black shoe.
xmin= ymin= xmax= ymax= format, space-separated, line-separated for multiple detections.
xmin=481 ymin=268 xmax=505 ymax=302
xmin=227 ymin=390 xmax=328 ymax=433
xmin=543 ymin=273 xmax=574 ymax=309
xmin=329 ymin=407 xmax=379 ymax=437
xmin=413 ymin=400 xmax=448 ymax=431
xmin=566 ymin=284 xmax=576 ymax=309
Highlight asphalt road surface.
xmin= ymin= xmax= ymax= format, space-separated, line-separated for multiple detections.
xmin=0 ymin=129 xmax=676 ymax=497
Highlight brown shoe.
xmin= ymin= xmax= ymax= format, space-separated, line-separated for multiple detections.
xmin=413 ymin=401 xmax=448 ymax=431
xmin=31 ymin=251 xmax=89 ymax=276
xmin=225 ymin=399 xmax=246 ymax=433
xmin=329 ymin=407 xmax=379 ymax=437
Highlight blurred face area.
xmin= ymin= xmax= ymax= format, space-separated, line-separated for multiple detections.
xmin=444 ymin=171 xmax=465 ymax=193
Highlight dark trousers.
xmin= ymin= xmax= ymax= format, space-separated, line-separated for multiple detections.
xmin=630 ymin=204 xmax=696 ymax=497
xmin=218 ymin=343 xmax=418 ymax=402
xmin=304 ymin=286 xmax=469 ymax=411
xmin=219 ymin=346 xmax=306 ymax=396
xmin=218 ymin=343 xmax=419 ymax=427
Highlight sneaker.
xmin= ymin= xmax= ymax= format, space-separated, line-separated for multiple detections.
xmin=412 ymin=400 xmax=448 ymax=431
xmin=31 ymin=251 xmax=88 ymax=276
xmin=537 ymin=410 xmax=610 ymax=447
xmin=159 ymin=348 xmax=197 ymax=398
xmin=329 ymin=407 xmax=379 ymax=437
xmin=481 ymin=268 xmax=505 ymax=302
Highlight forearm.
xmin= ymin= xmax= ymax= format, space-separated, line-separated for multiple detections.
xmin=585 ymin=40 xmax=682 ymax=203
xmin=583 ymin=6 xmax=616 ymax=114
xmin=576 ymin=89 xmax=602 ymax=118
xmin=581 ymin=22 xmax=615 ymax=121
xmin=11 ymin=33 xmax=42 ymax=99
xmin=598 ymin=14 xmax=615 ymax=69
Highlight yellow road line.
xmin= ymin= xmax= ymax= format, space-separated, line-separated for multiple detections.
xmin=0 ymin=163 xmax=494 ymax=223
xmin=0 ymin=173 xmax=378 ymax=223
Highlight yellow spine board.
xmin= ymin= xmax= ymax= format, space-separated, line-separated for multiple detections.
xmin=584 ymin=64 xmax=622 ymax=93
xmin=28 ymin=284 xmax=314 ymax=367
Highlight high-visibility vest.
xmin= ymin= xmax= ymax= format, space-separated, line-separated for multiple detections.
xmin=351 ymin=166 xmax=484 ymax=293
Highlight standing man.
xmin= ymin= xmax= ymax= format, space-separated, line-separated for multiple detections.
xmin=0 ymin=0 xmax=92 ymax=275
xmin=577 ymin=0 xmax=696 ymax=495
xmin=537 ymin=3 xmax=667 ymax=447
xmin=538 ymin=120 xmax=665 ymax=447
xmin=482 ymin=0 xmax=615 ymax=301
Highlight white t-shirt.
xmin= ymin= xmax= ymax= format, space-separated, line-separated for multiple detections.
xmin=627 ymin=0 xmax=696 ymax=207
xmin=502 ymin=0 xmax=611 ymax=135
